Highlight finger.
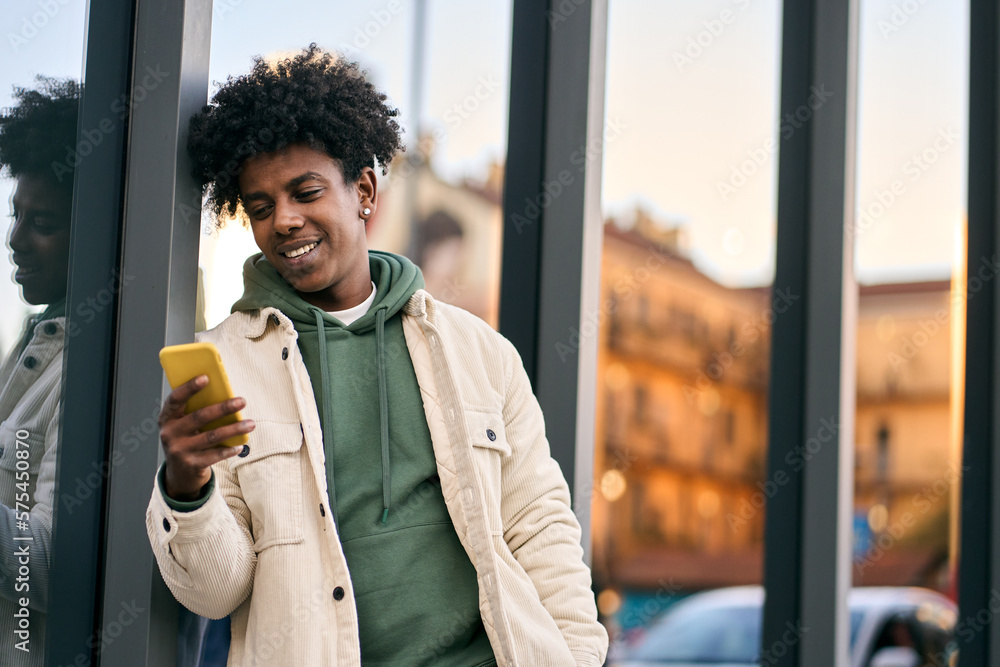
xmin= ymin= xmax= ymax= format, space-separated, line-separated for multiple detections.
xmin=191 ymin=418 xmax=255 ymax=452
xmin=162 ymin=414 xmax=253 ymax=459
xmin=159 ymin=375 xmax=209 ymax=424
xmin=188 ymin=441 xmax=251 ymax=469
xmin=182 ymin=397 xmax=248 ymax=433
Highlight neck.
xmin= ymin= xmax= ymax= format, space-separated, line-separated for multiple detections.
xmin=298 ymin=269 xmax=373 ymax=312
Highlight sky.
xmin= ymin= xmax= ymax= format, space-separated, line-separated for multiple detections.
xmin=602 ymin=0 xmax=968 ymax=286
xmin=0 ymin=0 xmax=971 ymax=343
xmin=197 ymin=0 xmax=513 ymax=325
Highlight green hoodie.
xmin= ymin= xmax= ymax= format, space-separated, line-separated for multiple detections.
xmin=232 ymin=250 xmax=495 ymax=666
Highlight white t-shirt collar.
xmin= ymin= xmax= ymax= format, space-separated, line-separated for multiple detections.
xmin=326 ymin=281 xmax=377 ymax=326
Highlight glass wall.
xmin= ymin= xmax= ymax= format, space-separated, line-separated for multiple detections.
xmin=198 ymin=0 xmax=511 ymax=332
xmin=176 ymin=2 xmax=513 ymax=662
xmin=1 ymin=0 xmax=984 ymax=662
xmin=1 ymin=2 xmax=89 ymax=664
xmin=594 ymin=0 xmax=782 ymax=661
xmin=849 ymin=0 xmax=967 ymax=653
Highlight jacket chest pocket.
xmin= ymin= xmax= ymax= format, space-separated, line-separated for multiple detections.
xmin=466 ymin=409 xmax=510 ymax=536
xmin=230 ymin=421 xmax=306 ymax=551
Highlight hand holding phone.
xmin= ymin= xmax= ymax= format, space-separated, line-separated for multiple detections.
xmin=160 ymin=342 xmax=249 ymax=448
xmin=158 ymin=342 xmax=256 ymax=501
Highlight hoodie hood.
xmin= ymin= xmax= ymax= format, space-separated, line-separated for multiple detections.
xmin=231 ymin=249 xmax=424 ymax=527
xmin=231 ymin=249 xmax=422 ymax=332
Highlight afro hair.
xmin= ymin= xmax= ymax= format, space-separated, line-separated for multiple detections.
xmin=187 ymin=43 xmax=404 ymax=228
xmin=0 ymin=76 xmax=81 ymax=186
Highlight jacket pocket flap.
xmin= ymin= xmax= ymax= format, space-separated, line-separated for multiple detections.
xmin=465 ymin=408 xmax=511 ymax=456
xmin=230 ymin=420 xmax=303 ymax=467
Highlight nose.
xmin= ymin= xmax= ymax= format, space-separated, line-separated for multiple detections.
xmin=7 ymin=213 xmax=29 ymax=252
xmin=272 ymin=200 xmax=304 ymax=235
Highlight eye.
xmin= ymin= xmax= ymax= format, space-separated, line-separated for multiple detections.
xmin=13 ymin=212 xmax=59 ymax=232
xmin=251 ymin=205 xmax=272 ymax=219
xmin=297 ymin=189 xmax=321 ymax=200
xmin=31 ymin=216 xmax=66 ymax=234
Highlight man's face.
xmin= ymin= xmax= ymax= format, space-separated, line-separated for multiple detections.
xmin=7 ymin=173 xmax=72 ymax=306
xmin=239 ymin=143 xmax=375 ymax=311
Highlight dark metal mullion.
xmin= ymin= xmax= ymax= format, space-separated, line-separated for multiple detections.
xmin=499 ymin=0 xmax=550 ymax=381
xmin=959 ymin=0 xmax=1000 ymax=663
xmin=762 ymin=0 xmax=858 ymax=665
xmin=499 ymin=1 xmax=606 ymax=549
xmin=799 ymin=1 xmax=859 ymax=664
xmin=45 ymin=0 xmax=136 ymax=663
xmin=99 ymin=0 xmax=213 ymax=665
xmin=534 ymin=0 xmax=606 ymax=553
xmin=760 ymin=0 xmax=812 ymax=657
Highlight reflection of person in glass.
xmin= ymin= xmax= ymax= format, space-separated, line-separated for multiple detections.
xmin=147 ymin=44 xmax=608 ymax=665
xmin=0 ymin=76 xmax=79 ymax=665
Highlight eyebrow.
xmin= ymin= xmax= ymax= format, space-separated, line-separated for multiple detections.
xmin=242 ymin=172 xmax=326 ymax=202
xmin=9 ymin=201 xmax=60 ymax=216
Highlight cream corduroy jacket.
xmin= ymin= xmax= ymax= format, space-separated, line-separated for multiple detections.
xmin=0 ymin=314 xmax=63 ymax=667
xmin=146 ymin=290 xmax=608 ymax=666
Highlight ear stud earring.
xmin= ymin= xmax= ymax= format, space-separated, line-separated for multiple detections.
xmin=363 ymin=207 xmax=371 ymax=216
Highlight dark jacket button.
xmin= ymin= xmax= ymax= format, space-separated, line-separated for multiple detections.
xmin=319 ymin=504 xmax=326 ymax=517
xmin=163 ymin=518 xmax=171 ymax=532
xmin=43 ymin=323 xmax=57 ymax=335
xmin=24 ymin=357 xmax=37 ymax=370
xmin=238 ymin=445 xmax=250 ymax=458
xmin=486 ymin=429 xmax=497 ymax=441
xmin=281 ymin=347 xmax=288 ymax=360
xmin=333 ymin=587 xmax=345 ymax=601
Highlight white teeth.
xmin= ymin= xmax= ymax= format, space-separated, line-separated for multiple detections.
xmin=284 ymin=242 xmax=317 ymax=258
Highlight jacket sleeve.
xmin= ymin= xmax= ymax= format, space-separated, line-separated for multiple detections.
xmin=0 ymin=408 xmax=57 ymax=612
xmin=145 ymin=458 xmax=257 ymax=619
xmin=497 ymin=339 xmax=609 ymax=667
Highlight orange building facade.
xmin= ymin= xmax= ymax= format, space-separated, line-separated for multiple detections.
xmin=591 ymin=213 xmax=955 ymax=600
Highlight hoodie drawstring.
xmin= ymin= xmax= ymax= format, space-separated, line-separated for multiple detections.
xmin=313 ymin=306 xmax=393 ymax=527
xmin=313 ymin=309 xmax=339 ymax=530
xmin=375 ymin=306 xmax=391 ymax=523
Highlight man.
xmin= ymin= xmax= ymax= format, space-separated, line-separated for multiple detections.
xmin=0 ymin=76 xmax=80 ymax=666
xmin=148 ymin=44 xmax=608 ymax=666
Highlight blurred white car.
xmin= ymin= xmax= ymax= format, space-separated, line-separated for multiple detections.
xmin=609 ymin=585 xmax=956 ymax=667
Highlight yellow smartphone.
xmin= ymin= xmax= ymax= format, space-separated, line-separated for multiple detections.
xmin=158 ymin=341 xmax=249 ymax=448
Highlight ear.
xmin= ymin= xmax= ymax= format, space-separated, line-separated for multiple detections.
xmin=356 ymin=166 xmax=378 ymax=220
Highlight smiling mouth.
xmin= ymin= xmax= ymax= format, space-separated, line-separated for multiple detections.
xmin=283 ymin=242 xmax=318 ymax=259
xmin=14 ymin=266 xmax=41 ymax=279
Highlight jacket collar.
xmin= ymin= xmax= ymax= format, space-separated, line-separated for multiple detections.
xmin=239 ymin=290 xmax=436 ymax=340
xmin=402 ymin=289 xmax=435 ymax=322
xmin=242 ymin=307 xmax=297 ymax=340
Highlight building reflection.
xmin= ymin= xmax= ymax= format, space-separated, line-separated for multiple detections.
xmin=593 ymin=212 xmax=770 ymax=596
xmin=368 ymin=138 xmax=504 ymax=327
xmin=365 ymin=153 xmax=956 ymax=627
xmin=591 ymin=208 xmax=957 ymax=629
